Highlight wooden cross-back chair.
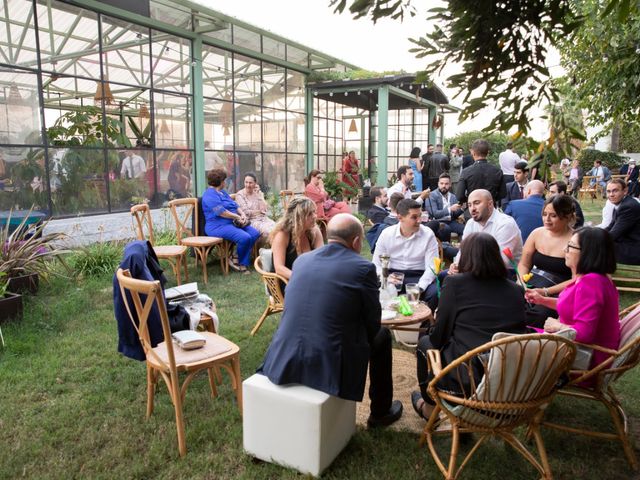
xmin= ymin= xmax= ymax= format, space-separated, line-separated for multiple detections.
xmin=130 ymin=204 xmax=188 ymax=285
xmin=578 ymin=175 xmax=602 ymax=202
xmin=541 ymin=300 xmax=640 ymax=470
xmin=115 ymin=268 xmax=242 ymax=457
xmin=251 ymin=256 xmax=287 ymax=336
xmin=421 ymin=333 xmax=576 ymax=480
xmin=279 ymin=190 xmax=295 ymax=211
xmin=168 ymin=198 xmax=227 ymax=284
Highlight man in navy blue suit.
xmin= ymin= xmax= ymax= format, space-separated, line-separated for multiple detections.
xmin=501 ymin=161 xmax=529 ymax=209
xmin=605 ymin=179 xmax=640 ymax=265
xmin=425 ymin=173 xmax=465 ymax=240
xmin=259 ymin=214 xmax=403 ymax=427
xmin=504 ymin=180 xmax=545 ymax=243
xmin=620 ymin=159 xmax=639 ymax=197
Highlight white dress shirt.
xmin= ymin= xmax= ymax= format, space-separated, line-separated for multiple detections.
xmin=498 ymin=149 xmax=520 ymax=175
xmin=597 ymin=200 xmax=615 ymax=228
xmin=372 ymin=224 xmax=439 ymax=291
xmin=387 ymin=181 xmax=424 ymax=204
xmin=120 ymin=154 xmax=147 ymax=179
xmin=456 ymin=208 xmax=523 ymax=265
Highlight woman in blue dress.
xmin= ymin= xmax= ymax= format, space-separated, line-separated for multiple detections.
xmin=202 ymin=169 xmax=260 ymax=274
xmin=408 ymin=146 xmax=422 ymax=192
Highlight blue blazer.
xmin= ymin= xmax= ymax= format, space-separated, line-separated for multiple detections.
xmin=258 ymin=243 xmax=381 ymax=401
xmin=501 ymin=181 xmax=524 ymax=208
xmin=504 ymin=195 xmax=545 ymax=243
xmin=425 ymin=189 xmax=462 ymax=221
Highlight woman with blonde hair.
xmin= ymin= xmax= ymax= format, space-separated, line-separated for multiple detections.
xmin=270 ymin=196 xmax=324 ymax=281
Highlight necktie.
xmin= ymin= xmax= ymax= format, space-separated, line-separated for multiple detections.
xmin=519 ymin=185 xmax=524 ymax=197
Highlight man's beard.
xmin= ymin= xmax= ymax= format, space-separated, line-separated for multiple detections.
xmin=439 ymin=188 xmax=449 ymax=195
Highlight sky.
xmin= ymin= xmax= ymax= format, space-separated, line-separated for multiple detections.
xmin=195 ymin=0 xmax=554 ymax=140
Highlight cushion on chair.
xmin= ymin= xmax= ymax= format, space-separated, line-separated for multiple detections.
xmin=259 ymin=248 xmax=274 ymax=273
xmin=151 ymin=332 xmax=232 ymax=366
xmin=620 ymin=304 xmax=640 ymax=346
xmin=153 ymin=245 xmax=188 ymax=257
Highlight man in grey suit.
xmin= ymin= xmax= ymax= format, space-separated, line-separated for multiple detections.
xmin=425 ymin=173 xmax=465 ymax=240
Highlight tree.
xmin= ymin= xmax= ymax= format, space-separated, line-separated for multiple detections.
xmin=558 ymin=0 xmax=640 ymax=130
xmin=331 ymin=0 xmax=638 ymax=135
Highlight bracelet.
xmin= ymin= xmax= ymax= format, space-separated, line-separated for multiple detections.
xmin=543 ymin=287 xmax=549 ymax=297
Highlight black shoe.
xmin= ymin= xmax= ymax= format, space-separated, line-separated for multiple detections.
xmin=367 ymin=400 xmax=403 ymax=428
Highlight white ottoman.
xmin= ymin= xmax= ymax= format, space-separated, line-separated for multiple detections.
xmin=243 ymin=374 xmax=356 ymax=477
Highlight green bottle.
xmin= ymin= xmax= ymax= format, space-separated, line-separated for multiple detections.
xmin=398 ymin=295 xmax=413 ymax=316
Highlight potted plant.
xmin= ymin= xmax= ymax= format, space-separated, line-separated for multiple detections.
xmin=1 ymin=208 xmax=70 ymax=294
xmin=0 ymin=272 xmax=23 ymax=325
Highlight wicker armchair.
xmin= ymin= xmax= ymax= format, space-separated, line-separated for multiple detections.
xmin=541 ymin=301 xmax=640 ymax=470
xmin=251 ymin=255 xmax=287 ymax=336
xmin=421 ymin=333 xmax=576 ymax=479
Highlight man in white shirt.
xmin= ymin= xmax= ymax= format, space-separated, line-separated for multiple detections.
xmin=120 ymin=151 xmax=147 ymax=179
xmin=498 ymin=142 xmax=520 ymax=183
xmin=452 ymin=189 xmax=522 ymax=271
xmin=386 ymin=165 xmax=431 ymax=205
xmin=373 ymin=199 xmax=440 ymax=308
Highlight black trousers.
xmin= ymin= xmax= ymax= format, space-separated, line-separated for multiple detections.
xmin=369 ymin=327 xmax=394 ymax=417
xmin=416 ymin=336 xmax=437 ymax=405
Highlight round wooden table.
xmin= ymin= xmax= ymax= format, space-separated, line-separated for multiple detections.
xmin=381 ymin=302 xmax=433 ymax=328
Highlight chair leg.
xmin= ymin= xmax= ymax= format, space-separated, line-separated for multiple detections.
xmin=251 ymin=306 xmax=272 ymax=336
xmin=529 ymin=424 xmax=553 ymax=479
xmin=174 ymin=257 xmax=182 ymax=285
xmin=604 ymin=395 xmax=639 ymax=470
xmin=172 ymin=385 xmax=187 ymax=457
xmin=446 ymin=424 xmax=460 ymax=480
xmin=146 ymin=364 xmax=156 ymax=418
xmin=182 ymin=253 xmax=189 ymax=283
xmin=232 ymin=354 xmax=243 ymax=415
xmin=207 ymin=368 xmax=219 ymax=398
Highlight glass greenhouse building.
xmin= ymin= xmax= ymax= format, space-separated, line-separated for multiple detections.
xmin=0 ymin=0 xmax=453 ymax=218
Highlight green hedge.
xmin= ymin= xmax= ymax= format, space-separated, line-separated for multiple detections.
xmin=575 ymin=148 xmax=625 ymax=173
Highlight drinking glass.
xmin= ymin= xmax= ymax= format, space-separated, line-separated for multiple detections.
xmin=387 ymin=272 xmax=405 ymax=294
xmin=405 ymin=283 xmax=420 ymax=305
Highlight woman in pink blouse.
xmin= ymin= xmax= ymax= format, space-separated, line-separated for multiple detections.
xmin=526 ymin=227 xmax=619 ymax=368
xmin=304 ymin=169 xmax=351 ymax=220
xmin=235 ymin=172 xmax=275 ymax=242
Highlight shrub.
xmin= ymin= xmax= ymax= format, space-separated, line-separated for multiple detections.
xmin=575 ymin=148 xmax=625 ymax=173
xmin=69 ymin=241 xmax=124 ymax=277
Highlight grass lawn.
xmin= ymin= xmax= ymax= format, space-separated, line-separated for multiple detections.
xmin=1 ymin=198 xmax=638 ymax=479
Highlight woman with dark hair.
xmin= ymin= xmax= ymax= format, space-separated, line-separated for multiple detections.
xmin=235 ymin=172 xmax=275 ymax=241
xmin=411 ymin=232 xmax=527 ymax=420
xmin=518 ymin=194 xmax=575 ymax=327
xmin=304 ymin=169 xmax=351 ymax=220
xmin=408 ymin=146 xmax=423 ymax=191
xmin=526 ymin=227 xmax=619 ymax=368
xmin=341 ymin=150 xmax=360 ymax=199
xmin=202 ymin=168 xmax=260 ymax=274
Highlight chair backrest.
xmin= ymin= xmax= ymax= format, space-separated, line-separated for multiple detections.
xmin=254 ymin=256 xmax=286 ymax=306
xmin=168 ymin=198 xmax=199 ymax=239
xmin=116 ymin=268 xmax=176 ymax=373
xmin=279 ymin=190 xmax=294 ymax=210
xmin=130 ymin=203 xmax=155 ymax=244
xmin=430 ymin=333 xmax=575 ymax=429
xmin=620 ymin=301 xmax=640 ymax=346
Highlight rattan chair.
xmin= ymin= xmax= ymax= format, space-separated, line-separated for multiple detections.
xmin=168 ymin=198 xmax=227 ymax=284
xmin=115 ymin=268 xmax=242 ymax=457
xmin=541 ymin=301 xmax=640 ymax=470
xmin=251 ymin=256 xmax=287 ymax=336
xmin=421 ymin=333 xmax=576 ymax=480
xmin=131 ymin=204 xmax=188 ymax=285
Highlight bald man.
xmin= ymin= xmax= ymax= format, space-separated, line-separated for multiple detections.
xmin=259 ymin=214 xmax=403 ymax=428
xmin=453 ymin=189 xmax=522 ymax=268
xmin=504 ymin=180 xmax=545 ymax=243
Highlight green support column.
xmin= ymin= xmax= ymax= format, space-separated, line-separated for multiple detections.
xmin=192 ymin=37 xmax=206 ymax=196
xmin=377 ymin=85 xmax=389 ymax=187
xmin=428 ymin=106 xmax=437 ymax=146
xmin=305 ymin=87 xmax=315 ymax=174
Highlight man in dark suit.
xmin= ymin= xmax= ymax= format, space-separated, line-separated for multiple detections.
xmin=425 ymin=173 xmax=465 ymax=239
xmin=366 ymin=186 xmax=389 ymax=224
xmin=501 ymin=161 xmax=529 ymax=209
xmin=455 ymin=138 xmax=505 ymax=205
xmin=548 ymin=180 xmax=585 ymax=227
xmin=605 ymin=179 xmax=640 ymax=265
xmin=504 ymin=180 xmax=545 ymax=243
xmin=259 ymin=214 xmax=403 ymax=427
xmin=424 ymin=143 xmax=450 ymax=190
xmin=620 ymin=159 xmax=639 ymax=197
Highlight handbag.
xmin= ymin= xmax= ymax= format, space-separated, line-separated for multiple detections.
xmin=323 ymin=199 xmax=336 ymax=211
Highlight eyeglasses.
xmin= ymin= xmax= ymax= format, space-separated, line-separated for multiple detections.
xmin=564 ymin=243 xmax=581 ymax=252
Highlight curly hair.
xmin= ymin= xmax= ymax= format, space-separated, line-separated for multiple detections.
xmin=270 ymin=196 xmax=317 ymax=254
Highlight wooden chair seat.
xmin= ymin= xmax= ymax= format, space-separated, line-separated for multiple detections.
xmin=153 ymin=245 xmax=188 ymax=258
xmin=180 ymin=236 xmax=223 ymax=248
xmin=150 ymin=332 xmax=240 ymax=370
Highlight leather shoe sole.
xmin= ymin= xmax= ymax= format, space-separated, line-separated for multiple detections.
xmin=367 ymin=400 xmax=403 ymax=428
